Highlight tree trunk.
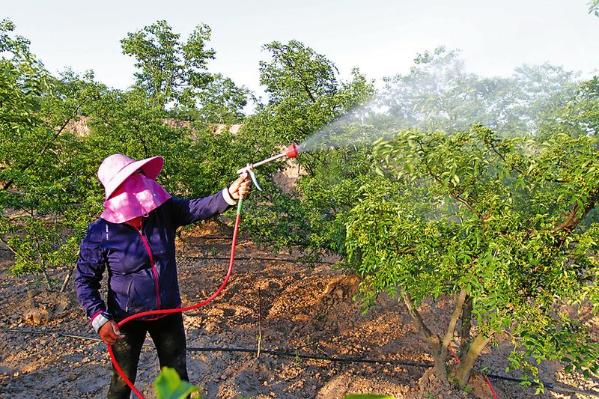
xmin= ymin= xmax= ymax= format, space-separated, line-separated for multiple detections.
xmin=453 ymin=333 xmax=491 ymax=386
xmin=459 ymin=295 xmax=472 ymax=357
xmin=440 ymin=289 xmax=467 ymax=363
xmin=42 ymin=268 xmax=53 ymax=291
xmin=431 ymin=341 xmax=447 ymax=381
xmin=60 ymin=267 xmax=75 ymax=293
xmin=401 ymin=292 xmax=447 ymax=381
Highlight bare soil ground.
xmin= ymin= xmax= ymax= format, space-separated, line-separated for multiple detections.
xmin=0 ymin=222 xmax=597 ymax=399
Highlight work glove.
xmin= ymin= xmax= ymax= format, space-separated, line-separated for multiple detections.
xmin=228 ymin=174 xmax=252 ymax=200
xmin=99 ymin=320 xmax=124 ymax=345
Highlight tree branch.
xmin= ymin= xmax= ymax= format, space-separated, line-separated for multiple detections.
xmin=553 ymin=187 xmax=598 ymax=235
xmin=442 ymin=289 xmax=467 ymax=352
xmin=0 ymin=236 xmax=17 ymax=255
xmin=402 ymin=291 xmax=450 ymax=380
xmin=60 ymin=266 xmax=75 ymax=293
xmin=401 ymin=292 xmax=437 ymax=342
xmin=454 ymin=333 xmax=492 ymax=386
xmin=459 ymin=295 xmax=473 ymax=356
xmin=451 ymin=193 xmax=480 ymax=218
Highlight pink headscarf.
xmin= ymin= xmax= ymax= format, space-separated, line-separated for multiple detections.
xmin=101 ymin=173 xmax=171 ymax=224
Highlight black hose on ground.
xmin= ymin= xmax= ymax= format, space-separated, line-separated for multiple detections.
xmin=187 ymin=346 xmax=431 ymax=368
xmin=7 ymin=327 xmax=599 ymax=397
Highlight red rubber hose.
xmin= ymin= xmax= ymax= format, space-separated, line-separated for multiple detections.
xmin=484 ymin=375 xmax=498 ymax=399
xmin=106 ymin=206 xmax=243 ymax=399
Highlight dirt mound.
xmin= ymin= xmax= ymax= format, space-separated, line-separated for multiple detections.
xmin=268 ymin=274 xmax=359 ymax=321
xmin=316 ymin=370 xmax=411 ymax=398
xmin=21 ymin=291 xmax=71 ymax=325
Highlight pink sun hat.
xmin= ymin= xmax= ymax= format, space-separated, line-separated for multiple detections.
xmin=98 ymin=154 xmax=164 ymax=199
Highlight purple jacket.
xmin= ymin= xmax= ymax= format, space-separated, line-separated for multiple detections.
xmin=75 ymin=190 xmax=234 ymax=331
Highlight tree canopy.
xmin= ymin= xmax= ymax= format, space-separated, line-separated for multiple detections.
xmin=347 ymin=128 xmax=598 ymax=385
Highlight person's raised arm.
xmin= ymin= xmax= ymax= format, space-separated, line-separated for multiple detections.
xmin=169 ymin=175 xmax=251 ymax=226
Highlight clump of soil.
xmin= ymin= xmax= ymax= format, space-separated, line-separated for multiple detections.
xmin=21 ymin=290 xmax=71 ymax=326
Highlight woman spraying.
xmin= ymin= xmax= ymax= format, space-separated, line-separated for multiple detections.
xmin=75 ymin=154 xmax=251 ymax=398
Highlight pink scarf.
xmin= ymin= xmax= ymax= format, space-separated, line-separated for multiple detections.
xmin=101 ymin=173 xmax=171 ymax=223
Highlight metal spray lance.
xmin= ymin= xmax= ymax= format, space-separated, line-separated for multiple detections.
xmin=236 ymin=143 xmax=300 ymax=191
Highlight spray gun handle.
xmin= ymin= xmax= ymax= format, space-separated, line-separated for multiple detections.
xmin=248 ymin=169 xmax=263 ymax=191
xmin=239 ymin=164 xmax=263 ymax=192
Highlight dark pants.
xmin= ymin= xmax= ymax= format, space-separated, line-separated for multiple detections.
xmin=108 ymin=313 xmax=188 ymax=399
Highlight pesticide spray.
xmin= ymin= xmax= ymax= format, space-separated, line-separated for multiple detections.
xmin=291 ymin=50 xmax=580 ymax=153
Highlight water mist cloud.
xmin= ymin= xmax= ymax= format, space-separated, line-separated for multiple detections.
xmin=300 ymin=48 xmax=581 ymax=153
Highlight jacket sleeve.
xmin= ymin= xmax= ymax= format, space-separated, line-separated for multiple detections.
xmin=169 ymin=189 xmax=236 ymax=227
xmin=75 ymin=222 xmax=111 ymax=332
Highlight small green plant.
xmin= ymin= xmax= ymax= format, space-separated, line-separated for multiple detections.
xmin=153 ymin=367 xmax=200 ymax=399
xmin=344 ymin=394 xmax=395 ymax=399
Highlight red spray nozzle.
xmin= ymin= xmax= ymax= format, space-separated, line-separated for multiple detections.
xmin=237 ymin=143 xmax=301 ymax=175
xmin=285 ymin=143 xmax=299 ymax=158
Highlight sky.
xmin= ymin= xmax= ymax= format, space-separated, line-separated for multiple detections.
xmin=3 ymin=0 xmax=599 ymax=95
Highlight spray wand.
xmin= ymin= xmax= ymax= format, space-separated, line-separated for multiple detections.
xmin=108 ymin=143 xmax=301 ymax=399
xmin=237 ymin=143 xmax=300 ymax=191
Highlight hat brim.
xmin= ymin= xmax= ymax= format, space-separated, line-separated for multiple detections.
xmin=104 ymin=156 xmax=164 ymax=199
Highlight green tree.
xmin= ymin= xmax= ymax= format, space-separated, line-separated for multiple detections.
xmin=0 ymin=18 xmax=51 ymax=193
xmin=121 ymin=20 xmax=249 ymax=122
xmin=121 ymin=20 xmax=214 ymax=108
xmin=259 ymin=40 xmax=340 ymax=106
xmin=1 ymin=20 xmax=249 ymax=289
xmin=346 ymin=127 xmax=598 ymax=387
xmin=0 ymin=19 xmax=105 ymax=287
xmin=541 ymin=77 xmax=599 ymax=137
xmin=188 ymin=73 xmax=250 ymax=124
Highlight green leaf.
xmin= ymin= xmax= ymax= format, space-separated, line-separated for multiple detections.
xmin=344 ymin=395 xmax=395 ymax=399
xmin=153 ymin=367 xmax=199 ymax=399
